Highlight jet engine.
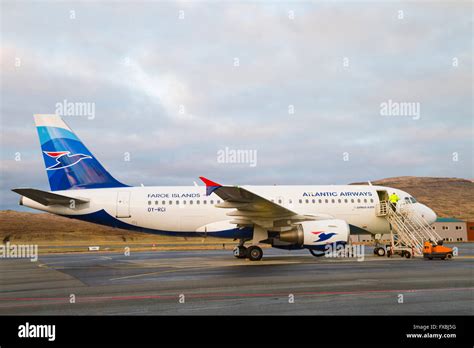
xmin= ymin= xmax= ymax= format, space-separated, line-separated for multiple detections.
xmin=276 ymin=219 xmax=350 ymax=249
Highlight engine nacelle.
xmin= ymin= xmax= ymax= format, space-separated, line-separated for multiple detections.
xmin=278 ymin=219 xmax=350 ymax=248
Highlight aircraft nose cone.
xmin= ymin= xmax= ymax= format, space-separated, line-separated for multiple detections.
xmin=421 ymin=206 xmax=437 ymax=225
xmin=428 ymin=209 xmax=437 ymax=224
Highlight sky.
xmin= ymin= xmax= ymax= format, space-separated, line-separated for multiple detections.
xmin=0 ymin=0 xmax=472 ymax=210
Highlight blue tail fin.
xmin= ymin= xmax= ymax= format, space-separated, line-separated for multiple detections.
xmin=34 ymin=114 xmax=128 ymax=191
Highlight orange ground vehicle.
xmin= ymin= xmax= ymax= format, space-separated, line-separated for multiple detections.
xmin=423 ymin=240 xmax=453 ymax=260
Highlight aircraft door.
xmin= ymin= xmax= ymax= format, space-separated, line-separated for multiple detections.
xmin=116 ymin=191 xmax=131 ymax=218
xmin=376 ymin=190 xmax=389 ymax=203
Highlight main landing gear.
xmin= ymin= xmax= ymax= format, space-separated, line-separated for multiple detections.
xmin=233 ymin=246 xmax=247 ymax=259
xmin=233 ymin=240 xmax=263 ymax=261
xmin=247 ymin=245 xmax=263 ymax=261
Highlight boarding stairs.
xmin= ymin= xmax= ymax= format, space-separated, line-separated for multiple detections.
xmin=376 ymin=201 xmax=442 ymax=257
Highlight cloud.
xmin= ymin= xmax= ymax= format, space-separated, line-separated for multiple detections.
xmin=0 ymin=1 xmax=472 ymax=210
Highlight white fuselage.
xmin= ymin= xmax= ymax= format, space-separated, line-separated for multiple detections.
xmin=20 ymin=184 xmax=436 ymax=238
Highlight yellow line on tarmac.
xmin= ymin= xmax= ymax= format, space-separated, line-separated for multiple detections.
xmin=109 ymin=259 xmax=302 ymax=281
xmin=109 ymin=267 xmax=204 ymax=281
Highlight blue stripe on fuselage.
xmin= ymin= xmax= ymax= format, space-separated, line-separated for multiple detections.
xmin=62 ymin=209 xmax=253 ymax=239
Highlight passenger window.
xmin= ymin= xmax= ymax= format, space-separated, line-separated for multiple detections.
xmin=338 ymin=199 xmax=341 ymax=203
xmin=344 ymin=199 xmax=348 ymax=203
xmin=331 ymin=199 xmax=335 ymax=203
xmin=176 ymin=200 xmax=179 ymax=205
xmin=299 ymin=199 xmax=302 ymax=204
xmin=203 ymin=200 xmax=207 ymax=204
xmin=357 ymin=199 xmax=361 ymax=203
xmin=278 ymin=199 xmax=282 ymax=204
xmin=183 ymin=200 xmax=186 ymax=205
xmin=351 ymin=199 xmax=354 ymax=203
xmin=289 ymin=199 xmax=292 ymax=204
xmin=312 ymin=199 xmax=315 ymax=204
xmin=319 ymin=199 xmax=322 ymax=204
xmin=364 ymin=199 xmax=367 ymax=203
xmin=305 ymin=199 xmax=309 ymax=204
xmin=169 ymin=200 xmax=172 ymax=205
xmin=325 ymin=199 xmax=328 ymax=203
xmin=370 ymin=198 xmax=373 ymax=203
xmin=190 ymin=200 xmax=193 ymax=205
xmin=210 ymin=200 xmax=214 ymax=204
xmin=148 ymin=201 xmax=151 ymax=205
xmin=217 ymin=200 xmax=221 ymax=204
xmin=197 ymin=200 xmax=200 ymax=204
xmin=162 ymin=200 xmax=166 ymax=205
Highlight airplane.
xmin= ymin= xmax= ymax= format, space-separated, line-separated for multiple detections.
xmin=12 ymin=114 xmax=437 ymax=261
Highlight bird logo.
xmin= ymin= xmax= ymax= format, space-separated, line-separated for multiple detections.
xmin=43 ymin=151 xmax=92 ymax=170
xmin=312 ymin=231 xmax=337 ymax=243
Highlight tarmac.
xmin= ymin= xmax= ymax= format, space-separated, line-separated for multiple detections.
xmin=0 ymin=244 xmax=472 ymax=315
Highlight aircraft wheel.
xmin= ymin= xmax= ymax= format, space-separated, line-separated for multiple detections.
xmin=446 ymin=253 xmax=453 ymax=260
xmin=247 ymin=246 xmax=263 ymax=261
xmin=405 ymin=252 xmax=411 ymax=259
xmin=233 ymin=246 xmax=247 ymax=259
xmin=376 ymin=248 xmax=386 ymax=257
xmin=373 ymin=247 xmax=379 ymax=255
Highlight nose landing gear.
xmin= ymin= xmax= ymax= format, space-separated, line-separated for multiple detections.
xmin=373 ymin=247 xmax=386 ymax=256
xmin=373 ymin=234 xmax=386 ymax=256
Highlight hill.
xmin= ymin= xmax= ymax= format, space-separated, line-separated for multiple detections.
xmin=351 ymin=176 xmax=474 ymax=221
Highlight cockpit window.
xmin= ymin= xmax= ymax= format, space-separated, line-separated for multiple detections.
xmin=404 ymin=197 xmax=417 ymax=204
xmin=410 ymin=197 xmax=417 ymax=203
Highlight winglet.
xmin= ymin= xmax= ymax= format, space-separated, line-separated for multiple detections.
xmin=199 ymin=176 xmax=222 ymax=196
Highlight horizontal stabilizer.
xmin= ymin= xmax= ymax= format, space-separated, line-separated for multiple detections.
xmin=12 ymin=188 xmax=90 ymax=206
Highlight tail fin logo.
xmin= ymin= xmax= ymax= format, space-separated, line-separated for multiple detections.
xmin=43 ymin=151 xmax=92 ymax=170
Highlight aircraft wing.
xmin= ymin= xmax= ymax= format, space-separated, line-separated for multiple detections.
xmin=12 ymin=188 xmax=90 ymax=206
xmin=199 ymin=177 xmax=332 ymax=229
